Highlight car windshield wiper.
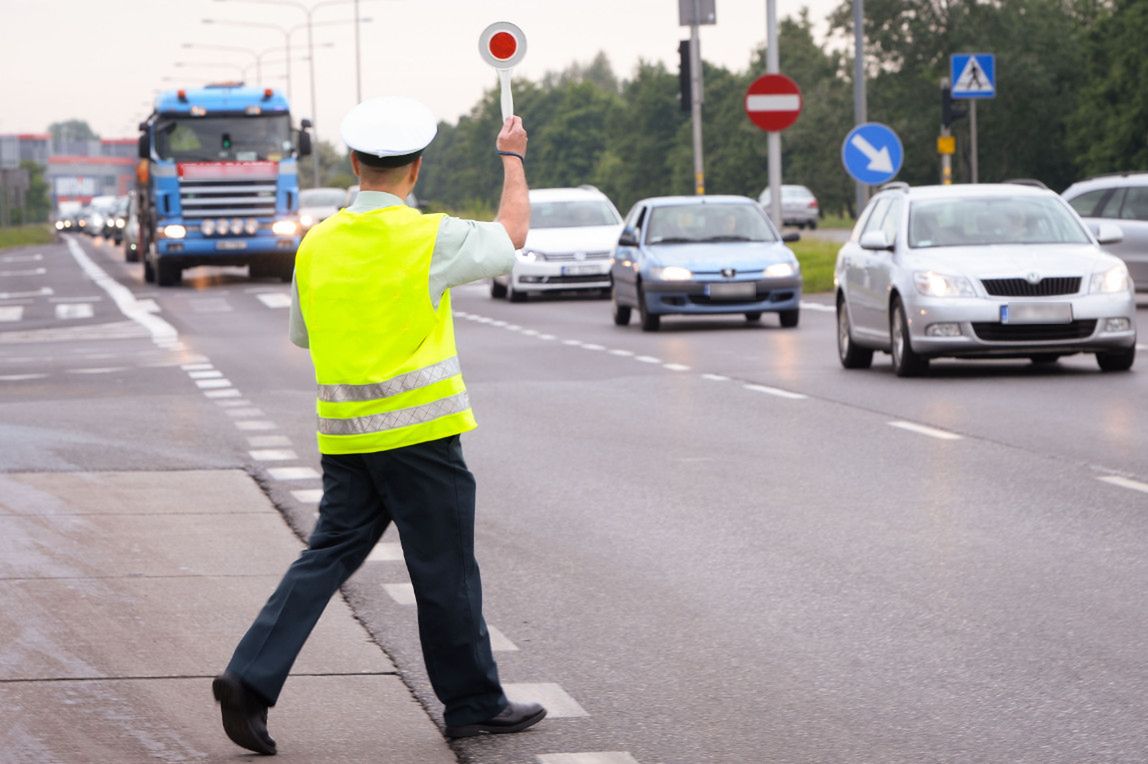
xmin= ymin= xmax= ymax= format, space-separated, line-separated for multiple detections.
xmin=696 ymin=235 xmax=755 ymax=242
xmin=650 ymin=236 xmax=698 ymax=244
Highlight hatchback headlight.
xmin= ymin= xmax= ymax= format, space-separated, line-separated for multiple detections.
xmin=272 ymin=219 xmax=298 ymax=236
xmin=653 ymin=265 xmax=692 ymax=281
xmin=1090 ymin=264 xmax=1131 ymax=294
xmin=914 ymin=271 xmax=974 ymax=297
xmin=764 ymin=262 xmax=797 ymax=278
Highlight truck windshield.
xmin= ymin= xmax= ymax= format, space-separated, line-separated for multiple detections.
xmin=154 ymin=114 xmax=292 ymax=162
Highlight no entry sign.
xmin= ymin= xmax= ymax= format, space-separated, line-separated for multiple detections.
xmin=744 ymin=74 xmax=802 ymax=132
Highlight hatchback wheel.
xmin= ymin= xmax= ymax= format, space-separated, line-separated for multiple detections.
xmin=745 ymin=312 xmax=762 ymax=323
xmin=779 ymin=308 xmax=799 ymax=328
xmin=1096 ymin=346 xmax=1135 ymax=372
xmin=890 ymin=299 xmax=928 ymax=377
xmin=837 ymin=298 xmax=873 ymax=369
xmin=637 ymin=284 xmax=659 ymax=332
xmin=613 ymin=298 xmax=632 ymax=326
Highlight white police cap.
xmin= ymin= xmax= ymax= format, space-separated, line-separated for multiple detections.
xmin=340 ymin=96 xmax=437 ymax=158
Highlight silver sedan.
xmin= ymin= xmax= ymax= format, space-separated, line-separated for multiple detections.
xmin=835 ymin=183 xmax=1137 ymax=376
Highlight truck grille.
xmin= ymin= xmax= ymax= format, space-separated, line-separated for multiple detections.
xmin=972 ymin=320 xmax=1097 ymax=342
xmin=180 ymin=179 xmax=278 ymax=219
xmin=981 ymin=277 xmax=1081 ymax=297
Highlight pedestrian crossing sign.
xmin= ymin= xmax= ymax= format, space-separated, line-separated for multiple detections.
xmin=951 ymin=53 xmax=996 ymax=99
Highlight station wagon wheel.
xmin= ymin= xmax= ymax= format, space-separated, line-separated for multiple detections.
xmin=890 ymin=298 xmax=928 ymax=377
xmin=507 ymin=283 xmax=527 ymax=303
xmin=1096 ymin=346 xmax=1135 ymax=372
xmin=490 ymin=279 xmax=507 ymax=299
xmin=744 ymin=312 xmax=762 ymax=323
xmin=836 ymin=296 xmax=873 ymax=369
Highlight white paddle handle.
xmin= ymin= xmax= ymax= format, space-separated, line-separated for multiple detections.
xmin=498 ymin=68 xmax=514 ymax=121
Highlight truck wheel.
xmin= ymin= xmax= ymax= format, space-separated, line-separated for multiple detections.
xmin=278 ymin=256 xmax=295 ymax=283
xmin=156 ymin=260 xmax=181 ymax=287
xmin=143 ymin=257 xmax=156 ymax=284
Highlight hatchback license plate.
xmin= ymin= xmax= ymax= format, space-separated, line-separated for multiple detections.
xmin=708 ymin=282 xmax=756 ymax=299
xmin=216 ymin=241 xmax=248 ymax=251
xmin=561 ymin=264 xmax=602 ymax=276
xmin=1001 ymin=302 xmax=1072 ymax=324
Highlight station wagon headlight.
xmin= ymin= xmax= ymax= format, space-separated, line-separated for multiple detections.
xmin=653 ymin=265 xmax=692 ymax=281
xmin=1090 ymin=264 xmax=1131 ymax=294
xmin=764 ymin=262 xmax=796 ymax=278
xmin=914 ymin=270 xmax=974 ymax=298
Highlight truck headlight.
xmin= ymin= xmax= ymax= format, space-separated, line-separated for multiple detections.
xmin=272 ymin=220 xmax=298 ymax=236
xmin=230 ymin=218 xmax=245 ymax=235
xmin=1090 ymin=264 xmax=1131 ymax=294
xmin=653 ymin=265 xmax=692 ymax=281
xmin=201 ymin=219 xmax=216 ymax=236
xmin=914 ymin=270 xmax=974 ymax=297
xmin=162 ymin=224 xmax=187 ymax=239
xmin=245 ymin=219 xmax=260 ymax=235
xmin=764 ymin=262 xmax=796 ymax=278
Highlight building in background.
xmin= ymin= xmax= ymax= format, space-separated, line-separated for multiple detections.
xmin=0 ymin=132 xmax=135 ymax=218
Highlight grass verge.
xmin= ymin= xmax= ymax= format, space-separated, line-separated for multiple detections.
xmin=0 ymin=224 xmax=55 ymax=250
xmin=789 ymin=238 xmax=839 ymax=294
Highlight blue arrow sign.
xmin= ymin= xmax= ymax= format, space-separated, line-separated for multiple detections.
xmin=951 ymin=53 xmax=995 ymax=99
xmin=841 ymin=123 xmax=903 ymax=185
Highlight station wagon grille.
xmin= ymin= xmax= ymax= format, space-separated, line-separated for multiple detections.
xmin=180 ymin=179 xmax=278 ymax=219
xmin=972 ymin=320 xmax=1097 ymax=342
xmin=543 ymin=250 xmax=611 ymax=262
xmin=980 ymin=277 xmax=1081 ymax=297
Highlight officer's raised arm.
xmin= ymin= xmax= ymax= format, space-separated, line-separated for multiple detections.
xmin=495 ymin=116 xmax=529 ymax=249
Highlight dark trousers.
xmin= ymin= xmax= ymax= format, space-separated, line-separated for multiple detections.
xmin=226 ymin=434 xmax=508 ymax=727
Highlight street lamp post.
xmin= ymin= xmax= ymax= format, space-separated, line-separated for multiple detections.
xmin=182 ymin=43 xmax=261 ymax=83
xmin=173 ymin=60 xmax=247 ymax=80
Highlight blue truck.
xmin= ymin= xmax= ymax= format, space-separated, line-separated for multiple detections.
xmin=135 ymin=84 xmax=312 ymax=286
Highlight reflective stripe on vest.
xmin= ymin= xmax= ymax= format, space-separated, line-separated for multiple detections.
xmin=319 ymin=391 xmax=470 ymax=436
xmin=318 ymin=356 xmax=461 ymax=403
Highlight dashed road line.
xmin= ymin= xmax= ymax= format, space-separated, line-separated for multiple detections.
xmin=0 ymin=253 xmax=43 ymax=263
xmin=67 ymin=367 xmax=127 ymax=375
xmin=0 ymin=373 xmax=47 ymax=381
xmin=227 ymin=408 xmax=266 ymax=418
xmin=743 ymin=383 xmax=807 ymax=400
xmin=383 ymin=583 xmax=416 ymax=605
xmin=0 ymin=267 xmax=46 ymax=277
xmin=187 ymin=370 xmax=223 ymax=379
xmin=248 ymin=435 xmax=291 ymax=447
xmin=235 ymin=420 xmax=277 ymax=431
xmin=888 ymin=420 xmax=962 ymax=440
xmin=1098 ymin=475 xmax=1148 ymax=495
xmin=267 ymin=466 xmax=321 ymax=480
xmin=537 ymin=754 xmax=640 ymax=764
xmin=487 ymin=624 xmax=519 ymax=652
xmin=249 ymin=449 xmax=298 ymax=461
xmin=257 ymin=293 xmax=293 ymax=309
xmin=0 ymin=287 xmax=53 ymax=300
xmin=581 ymin=343 xmax=605 ymax=351
xmin=0 ymin=306 xmax=23 ymax=322
xmin=181 ymin=363 xmax=215 ymax=371
xmin=504 ymin=683 xmax=588 ymax=718
xmin=702 ymin=373 xmax=730 ymax=381
xmin=55 ymin=303 xmax=94 ymax=320
xmin=634 ymin=355 xmax=661 ymax=364
xmin=367 ymin=542 xmax=403 ymax=562
xmin=204 ymin=389 xmax=242 ymax=398
xmin=195 ymin=378 xmax=232 ymax=389
xmin=291 ymin=489 xmax=323 ymax=504
xmin=663 ymin=363 xmax=690 ymax=371
xmin=608 ymin=349 xmax=633 ymax=357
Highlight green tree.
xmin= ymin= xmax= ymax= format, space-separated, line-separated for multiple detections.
xmin=21 ymin=161 xmax=51 ymax=223
xmin=48 ymin=119 xmax=98 ymax=145
xmin=306 ymin=139 xmax=354 ymax=189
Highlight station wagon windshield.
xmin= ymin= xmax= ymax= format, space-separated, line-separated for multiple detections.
xmin=154 ymin=114 xmax=292 ymax=162
xmin=531 ymin=201 xmax=621 ymax=229
xmin=908 ymin=197 xmax=1091 ymax=248
xmin=647 ymin=204 xmax=778 ymax=244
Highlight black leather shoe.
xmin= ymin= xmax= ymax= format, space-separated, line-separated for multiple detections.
xmin=444 ymin=701 xmax=547 ymax=738
xmin=212 ymin=672 xmax=277 ymax=755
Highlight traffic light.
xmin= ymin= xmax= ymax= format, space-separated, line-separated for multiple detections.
xmin=941 ymin=84 xmax=966 ymax=129
xmin=678 ymin=40 xmax=691 ymax=113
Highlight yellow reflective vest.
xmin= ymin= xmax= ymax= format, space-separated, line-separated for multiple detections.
xmin=295 ymin=204 xmax=477 ymax=454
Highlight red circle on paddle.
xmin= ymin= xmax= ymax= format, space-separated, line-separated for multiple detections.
xmin=489 ymin=32 xmax=518 ymax=61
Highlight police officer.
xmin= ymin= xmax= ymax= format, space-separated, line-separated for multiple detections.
xmin=212 ymin=96 xmax=544 ymax=755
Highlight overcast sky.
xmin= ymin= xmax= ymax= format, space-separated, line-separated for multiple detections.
xmin=0 ymin=0 xmax=840 ymax=147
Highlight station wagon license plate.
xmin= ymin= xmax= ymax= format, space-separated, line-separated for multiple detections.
xmin=216 ymin=241 xmax=248 ymax=251
xmin=1000 ymin=302 xmax=1072 ymax=324
xmin=561 ymin=264 xmax=603 ymax=276
xmin=708 ymin=282 xmax=757 ymax=300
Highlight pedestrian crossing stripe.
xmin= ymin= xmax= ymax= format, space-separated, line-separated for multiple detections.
xmin=951 ymin=53 xmax=995 ymax=98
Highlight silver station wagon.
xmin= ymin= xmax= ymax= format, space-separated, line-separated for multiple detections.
xmin=835 ymin=183 xmax=1137 ymax=376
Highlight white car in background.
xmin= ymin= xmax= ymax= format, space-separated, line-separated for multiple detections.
xmin=491 ymin=186 xmax=624 ymax=302
xmin=298 ymin=187 xmax=347 ymax=232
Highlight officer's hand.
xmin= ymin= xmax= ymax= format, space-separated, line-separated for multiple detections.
xmin=497 ymin=116 xmax=527 ymax=158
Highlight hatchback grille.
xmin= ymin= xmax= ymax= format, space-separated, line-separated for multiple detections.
xmin=180 ymin=179 xmax=278 ymax=219
xmin=981 ymin=277 xmax=1081 ymax=297
xmin=972 ymin=320 xmax=1097 ymax=342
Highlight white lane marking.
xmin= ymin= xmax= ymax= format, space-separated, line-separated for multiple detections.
xmin=367 ymin=542 xmax=403 ymax=562
xmin=563 ymin=339 xmax=583 ymax=347
xmin=0 ymin=253 xmax=43 ymax=263
xmin=196 ymin=378 xmax=232 ymax=389
xmin=0 ymin=306 xmax=23 ymax=322
xmin=215 ymin=398 xmax=252 ymax=407
xmin=0 ymin=373 xmax=47 ymax=381
xmin=189 ymin=297 xmax=233 ymax=313
xmin=228 ymin=408 xmax=266 ymax=418
xmin=634 ymin=355 xmax=661 ymax=364
xmin=581 ymin=343 xmax=605 ymax=351
xmin=490 ymin=320 xmax=507 ymax=327
xmin=743 ymin=383 xmax=808 ymax=400
xmin=204 ymin=389 xmax=242 ymax=398
xmin=663 ymin=363 xmax=690 ymax=372
xmin=188 ymin=370 xmax=223 ymax=379
xmin=506 ymin=324 xmax=522 ymax=331
xmin=181 ymin=363 xmax=214 ymax=371
xmin=248 ymin=435 xmax=291 ymax=447
xmin=702 ymin=373 xmax=730 ymax=382
xmin=67 ymin=367 xmax=126 ymax=374
xmin=0 ymin=287 xmax=52 ymax=300
xmin=257 ymin=293 xmax=292 ymax=309
xmin=249 ymin=449 xmax=298 ymax=461
xmin=608 ymin=349 xmax=634 ymax=357
xmin=0 ymin=267 xmax=47 ymax=277
xmin=1138 ymin=344 xmax=1147 ymax=351
xmin=1098 ymin=476 xmax=1148 ymax=495
xmin=503 ymin=683 xmax=588 ymax=718
xmin=521 ymin=328 xmax=539 ymax=336
xmin=49 ymin=295 xmax=102 ymax=303
xmin=537 ymin=754 xmax=640 ymax=764
xmin=384 ymin=583 xmax=417 ymax=605
xmin=65 ymin=238 xmax=177 ymax=341
xmin=888 ymin=420 xmax=962 ymax=440
xmin=235 ymin=420 xmax=276 ymax=431
xmin=291 ymin=489 xmax=323 ymax=504
xmin=800 ymin=301 xmax=836 ymax=313
xmin=537 ymin=333 xmax=556 ymax=340
xmin=135 ymin=298 xmax=161 ymax=314
xmin=267 ymin=466 xmax=321 ymax=480
xmin=487 ymin=624 xmax=519 ymax=652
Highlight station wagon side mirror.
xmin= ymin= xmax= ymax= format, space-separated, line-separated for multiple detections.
xmin=782 ymin=231 xmax=800 ymax=243
xmin=859 ymin=230 xmax=892 ymax=251
xmin=1093 ymin=222 xmax=1124 ymax=245
xmin=617 ymin=227 xmax=640 ymax=248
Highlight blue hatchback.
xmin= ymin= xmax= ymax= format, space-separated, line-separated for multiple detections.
xmin=610 ymin=195 xmax=803 ymax=331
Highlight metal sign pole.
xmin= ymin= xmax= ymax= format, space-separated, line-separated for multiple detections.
xmin=766 ymin=0 xmax=781 ymax=229
xmin=690 ymin=2 xmax=705 ymax=195
xmin=970 ymin=100 xmax=978 ymax=184
xmin=852 ymin=0 xmax=868 ymax=214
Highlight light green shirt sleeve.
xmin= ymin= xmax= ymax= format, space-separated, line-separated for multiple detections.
xmin=287 ymin=191 xmax=515 ymax=346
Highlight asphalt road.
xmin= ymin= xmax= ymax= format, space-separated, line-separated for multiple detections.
xmin=3 ymin=234 xmax=1148 ymax=763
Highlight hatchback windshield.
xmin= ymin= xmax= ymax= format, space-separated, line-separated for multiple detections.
xmin=531 ymin=201 xmax=620 ymax=229
xmin=647 ymin=203 xmax=778 ymax=244
xmin=908 ymin=196 xmax=1091 ymax=248
xmin=300 ymin=188 xmax=346 ymax=208
xmin=154 ymin=115 xmax=292 ymax=162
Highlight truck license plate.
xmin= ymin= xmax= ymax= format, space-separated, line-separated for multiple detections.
xmin=1000 ymin=302 xmax=1072 ymax=324
xmin=217 ymin=241 xmax=248 ymax=251
xmin=708 ymin=282 xmax=756 ymax=299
